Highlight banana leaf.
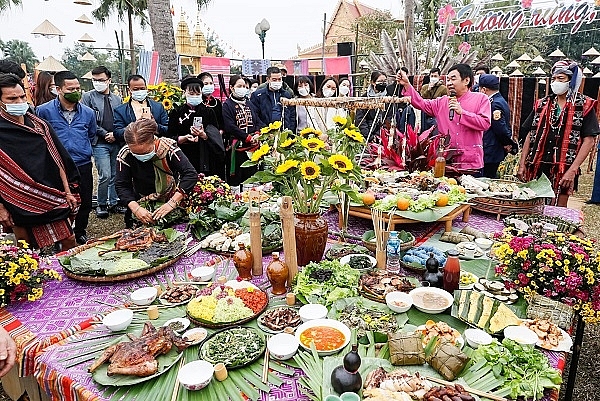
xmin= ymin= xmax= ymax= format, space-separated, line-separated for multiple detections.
xmin=479 ymin=173 xmax=555 ymax=198
xmin=322 ymin=357 xmax=392 ymax=397
xmin=405 ymin=308 xmax=467 ymax=333
xmin=211 ymin=204 xmax=248 ymax=221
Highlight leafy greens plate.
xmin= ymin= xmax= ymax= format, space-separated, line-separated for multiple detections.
xmin=198 ymin=326 xmax=266 ymax=368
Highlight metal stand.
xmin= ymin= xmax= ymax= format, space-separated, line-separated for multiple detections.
xmin=565 ymin=315 xmax=585 ymax=400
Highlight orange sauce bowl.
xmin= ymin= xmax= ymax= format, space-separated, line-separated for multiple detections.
xmin=295 ymin=319 xmax=351 ymax=356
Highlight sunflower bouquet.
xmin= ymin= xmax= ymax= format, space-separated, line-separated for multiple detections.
xmin=493 ymin=231 xmax=600 ymax=324
xmin=242 ymin=117 xmax=364 ymax=214
xmin=146 ymin=82 xmax=185 ymax=111
xmin=0 ymin=240 xmax=60 ymax=308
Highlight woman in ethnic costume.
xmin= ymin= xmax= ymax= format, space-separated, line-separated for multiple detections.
xmin=518 ymin=60 xmax=600 ymax=207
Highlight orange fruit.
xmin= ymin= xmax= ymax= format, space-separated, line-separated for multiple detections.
xmin=457 ymin=186 xmax=466 ymax=194
xmin=436 ymin=194 xmax=449 ymax=207
xmin=362 ymin=192 xmax=376 ymax=206
xmin=447 ymin=178 xmax=457 ymax=185
xmin=397 ymin=198 xmax=410 ymax=211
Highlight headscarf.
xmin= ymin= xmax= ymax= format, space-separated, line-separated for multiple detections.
xmin=552 ymin=59 xmax=583 ymax=100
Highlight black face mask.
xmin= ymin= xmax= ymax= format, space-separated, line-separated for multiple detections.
xmin=375 ymin=83 xmax=387 ymax=92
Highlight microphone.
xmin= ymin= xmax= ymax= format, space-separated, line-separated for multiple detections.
xmin=449 ymin=90 xmax=457 ymax=121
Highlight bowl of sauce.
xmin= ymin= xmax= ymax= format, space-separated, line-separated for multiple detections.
xmin=295 ymin=318 xmax=351 ymax=356
xmin=408 ymin=287 xmax=454 ymax=314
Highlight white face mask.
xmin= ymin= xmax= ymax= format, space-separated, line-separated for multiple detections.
xmin=50 ymin=87 xmax=58 ymax=96
xmin=233 ymin=87 xmax=248 ymax=98
xmin=551 ymin=81 xmax=569 ymax=95
xmin=249 ymin=86 xmax=258 ymax=94
xmin=186 ymin=95 xmax=202 ymax=106
xmin=93 ymin=81 xmax=109 ymax=93
xmin=298 ymin=87 xmax=310 ymax=97
xmin=429 ymin=77 xmax=439 ymax=85
xmin=131 ymin=90 xmax=148 ymax=102
xmin=322 ymin=88 xmax=335 ymax=98
xmin=474 ymin=74 xmax=480 ymax=85
xmin=4 ymin=102 xmax=29 ymax=116
xmin=269 ymin=81 xmax=283 ymax=91
xmin=202 ymin=85 xmax=215 ymax=95
xmin=133 ymin=150 xmax=155 ymax=162
xmin=339 ymin=85 xmax=350 ymax=96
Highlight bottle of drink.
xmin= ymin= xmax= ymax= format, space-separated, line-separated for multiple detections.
xmin=433 ymin=144 xmax=446 ymax=178
xmin=443 ymin=249 xmax=461 ymax=293
xmin=386 ymin=231 xmax=401 ymax=273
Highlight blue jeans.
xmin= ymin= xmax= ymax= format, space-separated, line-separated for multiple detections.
xmin=591 ymin=149 xmax=600 ymax=202
xmin=93 ymin=142 xmax=119 ymax=207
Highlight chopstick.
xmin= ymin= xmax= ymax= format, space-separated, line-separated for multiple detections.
xmin=262 ymin=337 xmax=270 ymax=384
xmin=425 ymin=376 xmax=508 ymax=401
xmin=184 ymin=242 xmax=203 ymax=258
xmin=171 ymin=281 xmax=211 ymax=286
xmin=171 ymin=356 xmax=185 ymax=401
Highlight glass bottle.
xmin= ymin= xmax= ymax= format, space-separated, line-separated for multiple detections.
xmin=443 ymin=249 xmax=461 ymax=293
xmin=433 ymin=145 xmax=446 ymax=178
xmin=386 ymin=231 xmax=401 ymax=273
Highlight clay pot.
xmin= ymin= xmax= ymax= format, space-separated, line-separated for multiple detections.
xmin=266 ymin=252 xmax=288 ymax=295
xmin=233 ymin=242 xmax=253 ymax=280
xmin=294 ymin=213 xmax=328 ymax=266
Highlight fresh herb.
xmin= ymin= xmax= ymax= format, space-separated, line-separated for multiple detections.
xmin=308 ymin=269 xmax=333 ymax=282
xmin=199 ymin=327 xmax=265 ymax=367
xmin=168 ymin=321 xmax=184 ymax=331
xmin=348 ymin=255 xmax=371 ymax=270
xmin=293 ymin=260 xmax=360 ymax=306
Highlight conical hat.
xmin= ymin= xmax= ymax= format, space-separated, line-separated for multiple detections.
xmin=35 ymin=56 xmax=68 ymax=72
xmin=31 ymin=19 xmax=65 ymax=36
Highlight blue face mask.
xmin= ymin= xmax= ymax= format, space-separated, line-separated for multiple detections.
xmin=186 ymin=95 xmax=203 ymax=106
xmin=132 ymin=150 xmax=156 ymax=162
xmin=131 ymin=90 xmax=148 ymax=102
xmin=4 ymin=102 xmax=29 ymax=116
xmin=202 ymin=85 xmax=214 ymax=96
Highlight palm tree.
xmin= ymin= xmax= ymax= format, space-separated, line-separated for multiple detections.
xmin=1 ymin=39 xmax=38 ymax=72
xmin=0 ymin=0 xmax=21 ymax=11
xmin=92 ymin=0 xmax=148 ymax=74
xmin=146 ymin=0 xmax=212 ymax=83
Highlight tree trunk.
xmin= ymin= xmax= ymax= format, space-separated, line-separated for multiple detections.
xmin=127 ymin=8 xmax=136 ymax=74
xmin=146 ymin=0 xmax=178 ymax=83
xmin=404 ymin=0 xmax=415 ymax=43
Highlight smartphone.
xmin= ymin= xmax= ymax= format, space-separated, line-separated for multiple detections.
xmin=141 ymin=107 xmax=151 ymax=119
xmin=193 ymin=116 xmax=203 ymax=129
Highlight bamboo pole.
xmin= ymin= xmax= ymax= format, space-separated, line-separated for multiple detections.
xmin=279 ymin=196 xmax=298 ymax=285
xmin=250 ymin=211 xmax=263 ymax=276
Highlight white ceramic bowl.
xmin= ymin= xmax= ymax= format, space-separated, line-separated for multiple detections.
xmin=178 ymin=360 xmax=214 ymax=391
xmin=102 ymin=309 xmax=134 ymax=331
xmin=130 ymin=287 xmax=158 ymax=306
xmin=182 ymin=328 xmax=208 ymax=345
xmin=339 ymin=254 xmax=376 ymax=272
xmin=474 ymin=238 xmax=494 ymax=251
xmin=267 ymin=333 xmax=299 ymax=360
xmin=504 ymin=325 xmax=538 ymax=346
xmin=299 ymin=304 xmax=328 ymax=322
xmin=295 ymin=318 xmax=351 ymax=356
xmin=385 ymin=291 xmax=413 ymax=313
xmin=464 ymin=328 xmax=493 ymax=349
xmin=408 ymin=287 xmax=454 ymax=314
xmin=190 ymin=266 xmax=216 ymax=282
xmin=163 ymin=318 xmax=190 ymax=333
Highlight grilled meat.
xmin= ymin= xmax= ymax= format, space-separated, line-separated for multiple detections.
xmin=98 ymin=228 xmax=168 ymax=256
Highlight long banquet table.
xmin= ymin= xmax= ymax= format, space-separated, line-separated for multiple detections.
xmin=0 ymin=206 xmax=583 ymax=401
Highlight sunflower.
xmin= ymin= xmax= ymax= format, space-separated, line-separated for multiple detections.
xmin=344 ymin=128 xmax=364 ymax=143
xmin=251 ymin=143 xmax=270 ymax=161
xmin=328 ymin=154 xmax=353 ymax=173
xmin=275 ymin=159 xmax=299 ymax=174
xmin=260 ymin=126 xmax=271 ymax=134
xmin=279 ymin=137 xmax=297 ymax=148
xmin=300 ymin=161 xmax=321 ymax=180
xmin=333 ymin=115 xmax=347 ymax=125
xmin=299 ymin=127 xmax=317 ymax=136
xmin=269 ymin=121 xmax=282 ymax=130
xmin=165 ymin=91 xmax=175 ymax=97
xmin=301 ymin=138 xmax=325 ymax=152
xmin=162 ymin=99 xmax=173 ymax=110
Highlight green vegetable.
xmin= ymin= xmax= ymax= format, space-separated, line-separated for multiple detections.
xmin=293 ymin=260 xmax=360 ymax=306
xmin=200 ymin=327 xmax=265 ymax=367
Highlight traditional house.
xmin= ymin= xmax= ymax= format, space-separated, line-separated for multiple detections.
xmin=175 ymin=11 xmax=213 ymax=75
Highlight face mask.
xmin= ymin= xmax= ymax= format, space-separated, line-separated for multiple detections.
xmin=375 ymin=82 xmax=386 ymax=92
xmin=551 ymin=81 xmax=569 ymax=95
xmin=249 ymin=87 xmax=257 ymax=94
xmin=339 ymin=85 xmax=350 ymax=96
xmin=298 ymin=87 xmax=310 ymax=97
xmin=429 ymin=77 xmax=439 ymax=85
xmin=133 ymin=150 xmax=155 ymax=162
xmin=50 ymin=87 xmax=58 ymax=96
xmin=474 ymin=75 xmax=480 ymax=85
xmin=186 ymin=95 xmax=203 ymax=106
xmin=233 ymin=87 xmax=248 ymax=98
xmin=4 ymin=102 xmax=29 ymax=116
xmin=202 ymin=85 xmax=214 ymax=96
xmin=322 ymin=88 xmax=335 ymax=98
xmin=63 ymin=91 xmax=81 ymax=103
xmin=269 ymin=81 xmax=283 ymax=91
xmin=131 ymin=90 xmax=148 ymax=102
xmin=93 ymin=82 xmax=109 ymax=93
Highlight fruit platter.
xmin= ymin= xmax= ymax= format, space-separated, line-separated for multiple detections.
xmin=186 ymin=280 xmax=269 ymax=328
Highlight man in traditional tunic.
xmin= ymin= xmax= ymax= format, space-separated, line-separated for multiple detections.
xmin=518 ymin=60 xmax=599 ymax=207
xmin=0 ymin=73 xmax=80 ymax=250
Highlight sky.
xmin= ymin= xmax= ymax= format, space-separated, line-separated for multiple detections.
xmin=0 ymin=0 xmax=402 ymax=63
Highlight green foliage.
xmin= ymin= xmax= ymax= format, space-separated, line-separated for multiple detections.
xmin=1 ymin=39 xmax=38 ymax=72
xmin=92 ymin=0 xmax=148 ymax=26
xmin=206 ymin=32 xmax=225 ymax=57
xmin=0 ymin=0 xmax=20 ymax=11
xmin=355 ymin=10 xmax=404 ymax=56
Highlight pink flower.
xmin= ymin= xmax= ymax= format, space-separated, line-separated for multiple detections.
xmin=437 ymin=4 xmax=456 ymax=24
xmin=448 ymin=24 xmax=456 ymax=37
xmin=565 ymin=272 xmax=583 ymax=290
xmin=517 ymin=273 xmax=530 ymax=286
xmin=521 ymin=0 xmax=532 ymax=8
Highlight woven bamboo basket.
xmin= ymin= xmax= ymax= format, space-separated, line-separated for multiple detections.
xmin=470 ymin=197 xmax=545 ymax=220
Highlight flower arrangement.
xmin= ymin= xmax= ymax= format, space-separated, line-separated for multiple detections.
xmin=0 ymin=241 xmax=60 ymax=307
xmin=183 ymin=174 xmax=234 ymax=213
xmin=123 ymin=83 xmax=185 ymax=111
xmin=242 ymin=117 xmax=364 ymax=214
xmin=493 ymin=232 xmax=600 ymax=323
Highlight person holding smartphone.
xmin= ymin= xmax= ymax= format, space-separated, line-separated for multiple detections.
xmin=167 ymin=76 xmax=226 ymax=180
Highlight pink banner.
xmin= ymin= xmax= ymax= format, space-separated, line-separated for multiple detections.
xmin=323 ymin=56 xmax=351 ymax=75
xmin=283 ymin=59 xmax=309 ymax=76
xmin=200 ymin=56 xmax=231 ymax=97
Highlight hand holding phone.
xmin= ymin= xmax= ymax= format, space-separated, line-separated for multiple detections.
xmin=193 ymin=117 xmax=203 ymax=129
xmin=140 ymin=107 xmax=151 ymax=120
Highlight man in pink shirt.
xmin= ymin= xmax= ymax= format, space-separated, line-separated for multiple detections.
xmin=396 ymin=64 xmax=491 ymax=174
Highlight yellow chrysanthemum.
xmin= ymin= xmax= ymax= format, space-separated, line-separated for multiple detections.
xmin=299 ymin=127 xmax=317 ymax=136
xmin=300 ymin=161 xmax=321 ymax=180
xmin=162 ymin=99 xmax=173 ymax=110
xmin=123 ymin=96 xmax=130 ymax=103
xmin=333 ymin=115 xmax=347 ymax=125
xmin=301 ymin=138 xmax=325 ymax=152
xmin=260 ymin=126 xmax=271 ymax=134
xmin=344 ymin=128 xmax=364 ymax=143
xmin=280 ymin=137 xmax=297 ymax=148
xmin=251 ymin=144 xmax=270 ymax=162
xmin=328 ymin=154 xmax=353 ymax=173
xmin=269 ymin=121 xmax=282 ymax=130
xmin=275 ymin=160 xmax=299 ymax=174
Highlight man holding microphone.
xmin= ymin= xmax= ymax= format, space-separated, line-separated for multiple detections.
xmin=396 ymin=64 xmax=491 ymax=175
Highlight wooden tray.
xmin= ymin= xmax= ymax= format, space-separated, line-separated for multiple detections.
xmin=60 ymin=241 xmax=182 ymax=283
xmin=470 ymin=197 xmax=545 ymax=220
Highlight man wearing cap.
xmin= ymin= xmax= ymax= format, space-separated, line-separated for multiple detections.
xmin=478 ymin=74 xmax=517 ymax=178
xmin=518 ymin=60 xmax=600 ymax=207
